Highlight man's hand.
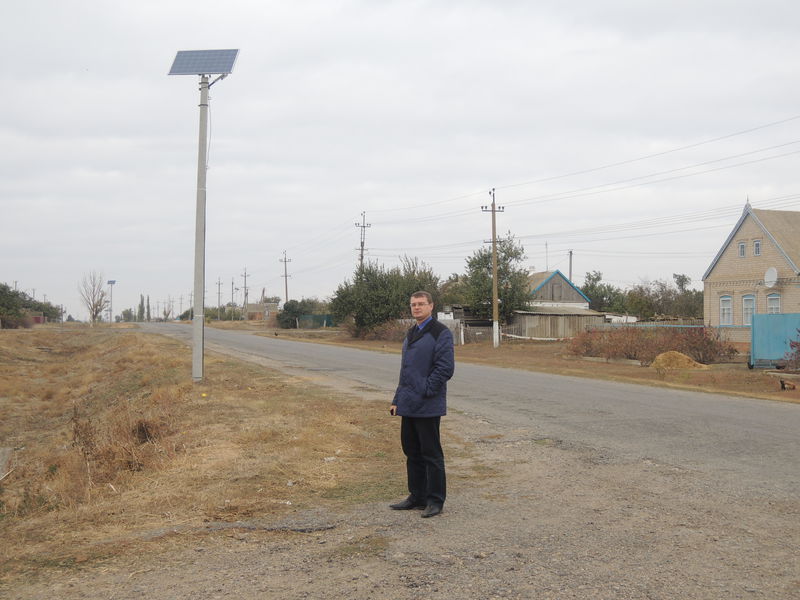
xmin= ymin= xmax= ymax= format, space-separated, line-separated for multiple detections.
xmin=389 ymin=405 xmax=397 ymax=416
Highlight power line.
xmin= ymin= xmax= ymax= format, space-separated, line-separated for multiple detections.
xmin=497 ymin=114 xmax=800 ymax=192
xmin=365 ymin=113 xmax=800 ymax=219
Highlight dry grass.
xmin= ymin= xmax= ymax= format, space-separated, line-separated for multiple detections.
xmin=0 ymin=325 xmax=406 ymax=582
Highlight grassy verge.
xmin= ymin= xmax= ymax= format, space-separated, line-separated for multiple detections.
xmin=0 ymin=326 xmax=407 ymax=582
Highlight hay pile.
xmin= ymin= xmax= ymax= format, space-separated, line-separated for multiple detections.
xmin=650 ymin=350 xmax=709 ymax=370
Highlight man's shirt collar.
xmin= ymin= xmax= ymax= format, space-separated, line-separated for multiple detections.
xmin=417 ymin=316 xmax=433 ymax=330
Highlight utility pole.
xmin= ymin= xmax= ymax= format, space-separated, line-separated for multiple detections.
xmin=216 ymin=277 xmax=223 ymax=320
xmin=241 ymin=268 xmax=249 ymax=320
xmin=231 ymin=278 xmax=236 ymax=321
xmin=481 ymin=188 xmax=504 ymax=348
xmin=568 ymin=249 xmax=573 ymax=282
xmin=354 ymin=211 xmax=371 ymax=270
xmin=279 ymin=250 xmax=292 ymax=304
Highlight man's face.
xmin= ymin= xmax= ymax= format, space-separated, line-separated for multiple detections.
xmin=410 ymin=295 xmax=434 ymax=323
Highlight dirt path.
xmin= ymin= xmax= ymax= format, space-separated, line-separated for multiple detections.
xmin=9 ymin=402 xmax=799 ymax=599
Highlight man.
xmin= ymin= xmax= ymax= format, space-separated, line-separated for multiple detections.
xmin=389 ymin=291 xmax=455 ymax=518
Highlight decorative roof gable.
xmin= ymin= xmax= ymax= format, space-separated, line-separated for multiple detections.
xmin=527 ymin=270 xmax=591 ymax=303
xmin=702 ymin=203 xmax=800 ymax=280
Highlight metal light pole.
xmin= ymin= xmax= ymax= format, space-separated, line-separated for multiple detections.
xmin=107 ymin=280 xmax=116 ymax=323
xmin=169 ymin=49 xmax=239 ymax=382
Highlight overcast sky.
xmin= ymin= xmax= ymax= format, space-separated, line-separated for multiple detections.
xmin=3 ymin=0 xmax=800 ymax=320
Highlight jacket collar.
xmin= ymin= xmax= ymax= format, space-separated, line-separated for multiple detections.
xmin=407 ymin=320 xmax=430 ymax=345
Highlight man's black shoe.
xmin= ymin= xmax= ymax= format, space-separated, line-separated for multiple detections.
xmin=421 ymin=504 xmax=442 ymax=518
xmin=389 ymin=497 xmax=426 ymax=510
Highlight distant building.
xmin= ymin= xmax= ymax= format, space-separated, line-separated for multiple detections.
xmin=511 ymin=270 xmax=605 ymax=339
xmin=245 ymin=302 xmax=279 ymax=321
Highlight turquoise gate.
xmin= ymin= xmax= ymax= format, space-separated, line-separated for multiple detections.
xmin=750 ymin=313 xmax=800 ymax=368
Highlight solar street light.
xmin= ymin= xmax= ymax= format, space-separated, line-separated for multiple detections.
xmin=169 ymin=49 xmax=239 ymax=382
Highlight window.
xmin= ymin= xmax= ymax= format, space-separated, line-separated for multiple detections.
xmin=720 ymin=296 xmax=733 ymax=325
xmin=742 ymin=295 xmax=755 ymax=326
xmin=767 ymin=293 xmax=781 ymax=314
xmin=754 ymin=240 xmax=761 ymax=256
xmin=738 ymin=242 xmax=746 ymax=257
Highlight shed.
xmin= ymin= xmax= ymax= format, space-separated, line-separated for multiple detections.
xmin=511 ymin=306 xmax=605 ymax=340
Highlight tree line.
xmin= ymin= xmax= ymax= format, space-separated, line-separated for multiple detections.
xmin=0 ymin=283 xmax=62 ymax=328
xmin=580 ymin=271 xmax=703 ymax=320
xmin=329 ymin=235 xmax=531 ymax=337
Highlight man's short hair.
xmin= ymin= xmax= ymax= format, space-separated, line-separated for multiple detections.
xmin=411 ymin=291 xmax=433 ymax=304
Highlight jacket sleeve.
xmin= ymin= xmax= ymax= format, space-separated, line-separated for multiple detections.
xmin=425 ymin=328 xmax=455 ymax=396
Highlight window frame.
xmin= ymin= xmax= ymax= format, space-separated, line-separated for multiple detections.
xmin=742 ymin=294 xmax=755 ymax=326
xmin=753 ymin=240 xmax=761 ymax=256
xmin=767 ymin=293 xmax=781 ymax=315
xmin=738 ymin=242 xmax=746 ymax=257
xmin=720 ymin=295 xmax=733 ymax=325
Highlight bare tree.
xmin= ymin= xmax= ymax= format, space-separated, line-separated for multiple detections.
xmin=79 ymin=271 xmax=108 ymax=325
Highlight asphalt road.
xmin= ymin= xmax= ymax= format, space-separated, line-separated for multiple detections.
xmin=140 ymin=323 xmax=800 ymax=498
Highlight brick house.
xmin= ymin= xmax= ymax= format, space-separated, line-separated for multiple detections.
xmin=702 ymin=203 xmax=800 ymax=344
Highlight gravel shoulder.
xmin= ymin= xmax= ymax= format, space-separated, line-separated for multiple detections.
xmin=9 ymin=398 xmax=799 ymax=599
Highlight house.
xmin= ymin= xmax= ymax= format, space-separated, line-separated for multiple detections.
xmin=702 ymin=202 xmax=800 ymax=345
xmin=510 ymin=270 xmax=605 ymax=339
xmin=245 ymin=302 xmax=279 ymax=321
xmin=527 ymin=270 xmax=591 ymax=308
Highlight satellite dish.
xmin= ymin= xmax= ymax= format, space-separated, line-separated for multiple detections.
xmin=764 ymin=267 xmax=778 ymax=288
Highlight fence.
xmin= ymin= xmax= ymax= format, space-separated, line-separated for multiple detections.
xmin=592 ymin=318 xmax=705 ymax=330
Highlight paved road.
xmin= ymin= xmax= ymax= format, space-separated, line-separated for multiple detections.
xmin=140 ymin=323 xmax=800 ymax=498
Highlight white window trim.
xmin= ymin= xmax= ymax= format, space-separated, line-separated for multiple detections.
xmin=753 ymin=240 xmax=761 ymax=256
xmin=767 ymin=293 xmax=781 ymax=314
xmin=720 ymin=295 xmax=733 ymax=325
xmin=738 ymin=242 xmax=746 ymax=257
xmin=742 ymin=295 xmax=755 ymax=326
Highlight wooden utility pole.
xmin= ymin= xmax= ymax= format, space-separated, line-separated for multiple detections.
xmin=354 ymin=211 xmax=371 ymax=269
xmin=482 ymin=188 xmax=504 ymax=348
xmin=280 ymin=250 xmax=292 ymax=304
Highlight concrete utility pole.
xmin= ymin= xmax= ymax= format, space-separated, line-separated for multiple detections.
xmin=279 ymin=251 xmax=292 ymax=304
xmin=354 ymin=211 xmax=371 ymax=270
xmin=482 ymin=188 xmax=504 ymax=348
xmin=241 ymin=268 xmax=249 ymax=320
xmin=568 ymin=249 xmax=573 ymax=281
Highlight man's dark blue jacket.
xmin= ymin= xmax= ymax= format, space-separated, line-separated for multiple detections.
xmin=392 ymin=320 xmax=455 ymax=417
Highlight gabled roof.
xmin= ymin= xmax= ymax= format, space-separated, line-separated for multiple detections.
xmin=515 ymin=306 xmax=604 ymax=316
xmin=527 ymin=269 xmax=591 ymax=303
xmin=702 ymin=203 xmax=800 ymax=280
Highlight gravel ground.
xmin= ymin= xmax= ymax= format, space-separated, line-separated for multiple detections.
xmin=7 ymin=405 xmax=799 ymax=600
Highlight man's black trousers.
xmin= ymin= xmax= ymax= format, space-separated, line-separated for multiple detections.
xmin=400 ymin=416 xmax=446 ymax=507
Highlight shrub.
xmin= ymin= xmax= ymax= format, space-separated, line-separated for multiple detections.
xmin=785 ymin=329 xmax=800 ymax=370
xmin=364 ymin=320 xmax=410 ymax=342
xmin=568 ymin=327 xmax=737 ymax=366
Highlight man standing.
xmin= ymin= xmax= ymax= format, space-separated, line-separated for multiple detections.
xmin=389 ymin=291 xmax=455 ymax=518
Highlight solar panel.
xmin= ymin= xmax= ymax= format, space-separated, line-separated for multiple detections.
xmin=168 ymin=49 xmax=239 ymax=76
